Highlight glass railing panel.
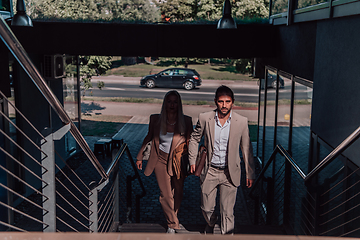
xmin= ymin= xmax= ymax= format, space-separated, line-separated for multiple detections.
xmin=263 ymin=69 xmax=277 ymax=172
xmin=271 ymin=0 xmax=289 ymax=15
xmin=296 ymin=0 xmax=329 ymax=10
xmin=0 ymin=0 xmax=11 ymax=12
xmin=63 ymin=56 xmax=79 ymax=155
xmin=276 ymin=73 xmax=292 ymax=150
xmin=257 ymin=78 xmax=265 ymax=163
xmin=291 ymin=80 xmax=312 ymax=173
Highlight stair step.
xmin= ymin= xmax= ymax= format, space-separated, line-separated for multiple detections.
xmin=119 ymin=223 xmax=287 ymax=235
xmin=236 ymin=225 xmax=287 ymax=235
xmin=119 ymin=223 xmax=204 ymax=234
xmin=119 ymin=223 xmax=166 ymax=233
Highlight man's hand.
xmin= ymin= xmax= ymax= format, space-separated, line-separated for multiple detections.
xmin=190 ymin=164 xmax=196 ymax=173
xmin=246 ymin=179 xmax=254 ymax=188
xmin=136 ymin=160 xmax=143 ymax=170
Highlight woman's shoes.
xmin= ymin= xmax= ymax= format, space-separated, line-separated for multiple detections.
xmin=167 ymin=227 xmax=176 ymax=234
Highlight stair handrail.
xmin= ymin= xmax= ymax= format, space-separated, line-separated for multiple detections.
xmin=0 ymin=16 xmax=107 ymax=179
xmin=249 ymin=144 xmax=305 ymax=197
xmin=250 ymin=125 xmax=360 ymax=195
xmin=305 ymin=126 xmax=360 ymax=181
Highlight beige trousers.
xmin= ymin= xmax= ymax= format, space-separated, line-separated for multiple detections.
xmin=154 ymin=150 xmax=185 ymax=229
xmin=201 ymin=166 xmax=237 ymax=234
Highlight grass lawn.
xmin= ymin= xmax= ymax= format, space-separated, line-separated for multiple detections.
xmin=106 ymin=63 xmax=255 ymax=81
xmin=81 ymin=115 xmax=132 ymax=137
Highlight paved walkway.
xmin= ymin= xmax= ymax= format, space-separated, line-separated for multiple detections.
xmin=82 ymin=99 xmax=259 ymax=234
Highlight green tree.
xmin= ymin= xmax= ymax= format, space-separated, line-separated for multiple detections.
xmin=157 ymin=0 xmax=199 ymax=22
xmin=196 ymin=0 xmax=222 ymax=20
xmin=79 ymin=56 xmax=111 ymax=96
xmin=158 ymin=0 xmax=268 ymax=22
xmin=27 ymin=0 xmax=160 ymax=22
xmin=234 ymin=0 xmax=269 ymax=19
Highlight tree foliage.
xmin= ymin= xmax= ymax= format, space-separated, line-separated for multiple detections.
xmin=158 ymin=0 xmax=269 ymax=22
xmin=26 ymin=0 xmax=160 ymax=22
xmin=79 ymin=56 xmax=111 ymax=96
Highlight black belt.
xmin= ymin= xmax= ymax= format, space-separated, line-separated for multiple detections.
xmin=211 ymin=164 xmax=228 ymax=170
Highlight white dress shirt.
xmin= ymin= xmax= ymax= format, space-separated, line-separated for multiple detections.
xmin=211 ymin=111 xmax=232 ymax=167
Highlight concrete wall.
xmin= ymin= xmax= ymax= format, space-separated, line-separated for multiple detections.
xmin=311 ymin=15 xmax=360 ymax=166
xmin=267 ymin=15 xmax=360 ymax=167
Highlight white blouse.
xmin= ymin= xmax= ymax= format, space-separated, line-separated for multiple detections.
xmin=159 ymin=132 xmax=174 ymax=154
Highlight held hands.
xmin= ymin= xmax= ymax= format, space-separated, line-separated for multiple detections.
xmin=136 ymin=160 xmax=142 ymax=170
xmin=190 ymin=164 xmax=196 ymax=174
xmin=246 ymin=179 xmax=254 ymax=188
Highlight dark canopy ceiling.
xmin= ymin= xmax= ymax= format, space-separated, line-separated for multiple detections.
xmin=10 ymin=21 xmax=279 ymax=58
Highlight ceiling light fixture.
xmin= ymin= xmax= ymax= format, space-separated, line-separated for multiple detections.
xmin=217 ymin=0 xmax=237 ymax=29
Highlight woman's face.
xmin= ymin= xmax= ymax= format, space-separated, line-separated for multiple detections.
xmin=166 ymin=94 xmax=179 ymax=114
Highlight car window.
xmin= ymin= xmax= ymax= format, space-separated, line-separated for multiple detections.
xmin=178 ymin=69 xmax=187 ymax=75
xmin=173 ymin=69 xmax=180 ymax=75
xmin=161 ymin=70 xmax=173 ymax=76
xmin=191 ymin=69 xmax=200 ymax=76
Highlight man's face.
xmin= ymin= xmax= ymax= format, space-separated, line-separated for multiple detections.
xmin=215 ymin=95 xmax=233 ymax=117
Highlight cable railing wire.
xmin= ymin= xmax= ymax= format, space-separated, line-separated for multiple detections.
xmin=0 ymin=164 xmax=47 ymax=200
xmin=55 ymin=151 xmax=91 ymax=192
xmin=55 ymin=190 xmax=91 ymax=222
xmin=0 ymin=112 xmax=47 ymax=158
xmin=0 ymin=141 xmax=47 ymax=175
xmin=54 ymin=165 xmax=90 ymax=201
xmin=56 ymin=203 xmax=90 ymax=231
xmin=0 ymin=90 xmax=46 ymax=140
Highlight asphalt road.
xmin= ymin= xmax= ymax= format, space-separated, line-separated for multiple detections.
xmin=87 ymin=76 xmax=311 ymax=103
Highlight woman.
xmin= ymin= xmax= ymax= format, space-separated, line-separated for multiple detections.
xmin=136 ymin=90 xmax=193 ymax=233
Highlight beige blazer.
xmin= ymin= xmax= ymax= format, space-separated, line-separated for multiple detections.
xmin=188 ymin=110 xmax=255 ymax=187
xmin=136 ymin=114 xmax=193 ymax=177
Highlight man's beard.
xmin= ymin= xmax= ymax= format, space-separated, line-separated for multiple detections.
xmin=218 ymin=107 xmax=231 ymax=117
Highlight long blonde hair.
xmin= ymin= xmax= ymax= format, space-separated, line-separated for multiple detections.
xmin=159 ymin=90 xmax=186 ymax=135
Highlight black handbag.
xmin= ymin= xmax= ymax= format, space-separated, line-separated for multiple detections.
xmin=181 ymin=153 xmax=191 ymax=176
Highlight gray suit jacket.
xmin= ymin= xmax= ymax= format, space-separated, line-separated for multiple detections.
xmin=188 ymin=110 xmax=255 ymax=187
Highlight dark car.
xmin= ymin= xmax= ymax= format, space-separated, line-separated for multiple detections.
xmin=259 ymin=73 xmax=285 ymax=89
xmin=140 ymin=68 xmax=201 ymax=90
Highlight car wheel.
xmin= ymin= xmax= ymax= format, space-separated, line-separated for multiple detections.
xmin=271 ymin=80 xmax=277 ymax=89
xmin=146 ymin=79 xmax=155 ymax=88
xmin=184 ymin=81 xmax=194 ymax=90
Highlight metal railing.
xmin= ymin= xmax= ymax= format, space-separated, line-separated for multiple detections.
xmin=250 ymin=131 xmax=360 ymax=236
xmin=0 ymin=15 xmax=145 ymax=232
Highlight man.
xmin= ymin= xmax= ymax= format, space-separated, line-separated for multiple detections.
xmin=188 ymin=85 xmax=255 ymax=235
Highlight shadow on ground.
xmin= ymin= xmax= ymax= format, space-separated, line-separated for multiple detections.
xmin=81 ymin=101 xmax=106 ymax=115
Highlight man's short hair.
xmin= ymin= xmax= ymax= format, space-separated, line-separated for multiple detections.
xmin=215 ymin=85 xmax=234 ymax=102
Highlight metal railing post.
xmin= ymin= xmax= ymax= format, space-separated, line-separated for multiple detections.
xmin=266 ymin=177 xmax=274 ymax=225
xmin=89 ymin=184 xmax=98 ymax=233
xmin=114 ymin=172 xmax=120 ymax=225
xmin=89 ymin=179 xmax=108 ymax=233
xmin=42 ymin=124 xmax=71 ymax=232
xmin=283 ymin=160 xmax=292 ymax=226
xmin=126 ymin=175 xmax=133 ymax=223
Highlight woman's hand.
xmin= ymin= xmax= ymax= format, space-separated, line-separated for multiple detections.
xmin=190 ymin=164 xmax=196 ymax=173
xmin=136 ymin=160 xmax=143 ymax=170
